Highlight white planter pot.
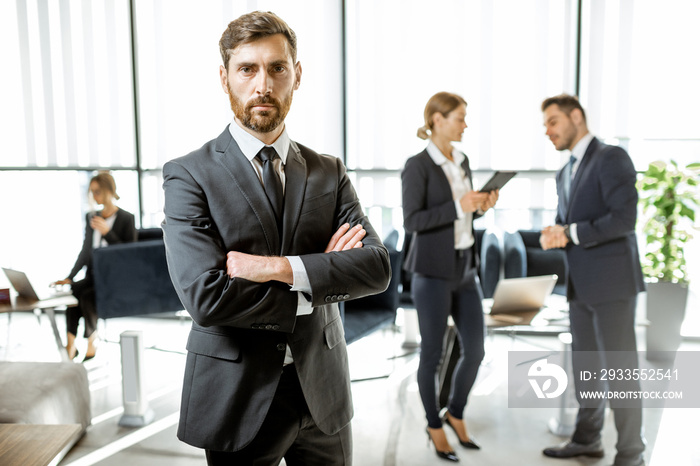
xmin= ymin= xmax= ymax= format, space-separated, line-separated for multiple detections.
xmin=645 ymin=281 xmax=689 ymax=361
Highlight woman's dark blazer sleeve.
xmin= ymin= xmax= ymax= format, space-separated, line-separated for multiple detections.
xmin=67 ymin=209 xmax=137 ymax=280
xmin=105 ymin=209 xmax=138 ymax=245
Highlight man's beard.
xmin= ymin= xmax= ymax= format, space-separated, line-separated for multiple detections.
xmin=228 ymin=89 xmax=293 ymax=134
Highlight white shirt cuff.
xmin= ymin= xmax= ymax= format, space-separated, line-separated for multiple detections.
xmin=287 ymin=256 xmax=311 ymax=292
xmin=454 ymin=200 xmax=466 ymax=219
xmin=569 ymin=223 xmax=580 ymax=245
xmin=286 ymin=256 xmax=313 ymax=316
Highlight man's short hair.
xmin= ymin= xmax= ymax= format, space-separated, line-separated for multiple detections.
xmin=541 ymin=93 xmax=587 ymax=123
xmin=219 ymin=11 xmax=298 ymax=69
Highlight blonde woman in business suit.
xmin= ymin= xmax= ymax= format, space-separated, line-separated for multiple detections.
xmin=402 ymin=92 xmax=498 ymax=462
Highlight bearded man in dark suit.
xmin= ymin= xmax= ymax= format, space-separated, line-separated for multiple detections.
xmin=540 ymin=94 xmax=646 ymax=466
xmin=162 ymin=11 xmax=391 ymax=465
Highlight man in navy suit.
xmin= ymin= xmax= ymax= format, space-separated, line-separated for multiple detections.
xmin=539 ymin=94 xmax=646 ymax=466
xmin=162 ymin=11 xmax=391 ymax=465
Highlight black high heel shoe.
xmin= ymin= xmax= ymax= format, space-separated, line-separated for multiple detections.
xmin=441 ymin=412 xmax=481 ymax=450
xmin=426 ymin=428 xmax=459 ymax=462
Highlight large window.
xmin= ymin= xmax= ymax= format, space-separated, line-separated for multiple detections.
xmin=346 ymin=0 xmax=579 ymax=236
xmin=0 ymin=0 xmax=343 ymax=284
xmin=133 ymin=0 xmax=343 ymax=169
xmin=1 ymin=0 xmax=698 ymax=292
xmin=1 ymin=0 xmax=136 ymax=169
xmin=579 ymin=0 xmax=700 ymax=169
xmin=133 ymin=0 xmax=344 ymax=223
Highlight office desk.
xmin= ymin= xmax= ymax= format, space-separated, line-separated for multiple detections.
xmin=0 ymin=423 xmax=82 ymax=466
xmin=0 ymin=294 xmax=78 ymax=361
xmin=484 ymin=293 xmax=570 ymax=335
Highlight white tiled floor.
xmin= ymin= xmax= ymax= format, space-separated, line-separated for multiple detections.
xmin=1 ymin=307 xmax=698 ymax=465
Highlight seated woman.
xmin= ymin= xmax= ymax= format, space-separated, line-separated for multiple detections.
xmin=53 ymin=171 xmax=137 ymax=361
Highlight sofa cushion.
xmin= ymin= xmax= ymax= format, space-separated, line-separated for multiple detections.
xmin=137 ymin=228 xmax=163 ymax=241
xmin=343 ymin=234 xmax=401 ymax=344
xmin=479 ymin=231 xmax=501 ymax=299
xmin=0 ymin=362 xmax=91 ymax=432
xmin=503 ymin=231 xmax=527 ymax=279
xmin=526 ymin=247 xmax=567 ymax=285
xmin=518 ymin=230 xmax=542 ymax=249
xmin=93 ymin=239 xmax=183 ymax=318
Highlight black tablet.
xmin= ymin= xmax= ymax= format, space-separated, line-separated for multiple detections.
xmin=479 ymin=171 xmax=517 ymax=192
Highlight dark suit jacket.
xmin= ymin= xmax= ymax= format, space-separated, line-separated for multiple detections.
xmin=162 ymin=126 xmax=391 ymax=452
xmin=556 ymin=137 xmax=645 ymax=304
xmin=68 ymin=209 xmax=137 ymax=280
xmin=401 ymin=148 xmax=481 ymax=279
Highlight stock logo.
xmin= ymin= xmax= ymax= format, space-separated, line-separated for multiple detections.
xmin=528 ymin=358 xmax=568 ymax=399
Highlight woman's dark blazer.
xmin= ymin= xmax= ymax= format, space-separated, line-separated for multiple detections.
xmin=68 ymin=208 xmax=137 ymax=281
xmin=401 ymin=149 xmax=481 ymax=280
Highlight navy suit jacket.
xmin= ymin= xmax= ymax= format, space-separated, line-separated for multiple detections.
xmin=556 ymin=137 xmax=645 ymax=304
xmin=401 ymin=148 xmax=480 ymax=279
xmin=162 ymin=126 xmax=391 ymax=452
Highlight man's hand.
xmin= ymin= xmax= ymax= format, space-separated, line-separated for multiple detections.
xmin=480 ymin=189 xmax=499 ymax=212
xmin=540 ymin=225 xmax=569 ymax=250
xmin=459 ymin=191 xmax=489 ymax=213
xmin=325 ymin=223 xmax=366 ymax=252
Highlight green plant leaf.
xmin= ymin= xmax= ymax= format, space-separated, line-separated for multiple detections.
xmin=637 ymin=159 xmax=699 ymax=284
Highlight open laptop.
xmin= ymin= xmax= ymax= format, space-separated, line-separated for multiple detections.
xmin=485 ymin=274 xmax=558 ymax=325
xmin=2 ymin=267 xmax=72 ymax=301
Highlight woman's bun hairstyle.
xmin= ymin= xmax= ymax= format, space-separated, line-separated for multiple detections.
xmin=416 ymin=125 xmax=430 ymax=140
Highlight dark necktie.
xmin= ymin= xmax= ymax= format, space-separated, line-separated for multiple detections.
xmin=563 ymin=155 xmax=576 ymax=205
xmin=257 ymin=146 xmax=284 ymax=229
xmin=561 ymin=155 xmax=577 ymax=220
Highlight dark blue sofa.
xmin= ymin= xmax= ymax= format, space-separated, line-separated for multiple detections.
xmin=399 ymin=228 xmax=567 ymax=303
xmin=341 ymin=230 xmax=401 ymax=344
xmin=400 ymin=229 xmax=502 ymax=301
xmin=92 ymin=228 xmax=400 ymax=345
xmin=503 ymin=230 xmax=568 ymax=295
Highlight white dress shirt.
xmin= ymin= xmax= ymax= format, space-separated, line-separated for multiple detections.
xmin=426 ymin=141 xmax=475 ymax=250
xmin=228 ymin=119 xmax=313 ymax=364
xmin=92 ymin=213 xmax=117 ymax=249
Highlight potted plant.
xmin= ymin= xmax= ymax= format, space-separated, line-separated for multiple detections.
xmin=637 ymin=160 xmax=700 ymax=359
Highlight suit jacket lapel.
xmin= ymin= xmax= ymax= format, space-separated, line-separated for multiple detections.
xmin=420 ymin=151 xmax=453 ymax=201
xmin=281 ymin=142 xmax=307 ymax=255
xmin=214 ymin=126 xmax=281 ymax=254
xmin=568 ymin=137 xmax=598 ymax=213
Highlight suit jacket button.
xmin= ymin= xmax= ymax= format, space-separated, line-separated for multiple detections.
xmin=325 ymin=296 xmax=332 ymax=303
xmin=331 ymin=295 xmax=338 ymax=301
xmin=265 ymin=324 xmax=272 ymax=330
xmin=343 ymin=294 xmax=350 ymax=299
xmin=251 ymin=323 xmax=258 ymax=329
xmin=276 ymin=343 xmax=286 ymax=351
xmin=273 ymin=325 xmax=280 ymax=330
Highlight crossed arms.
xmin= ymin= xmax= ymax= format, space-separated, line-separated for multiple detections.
xmin=226 ymin=223 xmax=366 ymax=283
